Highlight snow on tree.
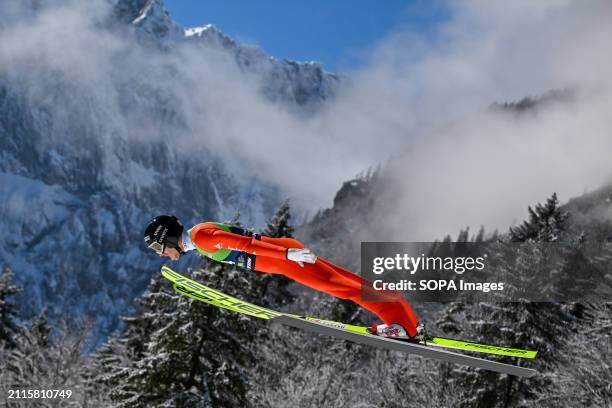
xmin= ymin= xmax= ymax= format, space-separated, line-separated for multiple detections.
xmin=83 ymin=336 xmax=129 ymax=406
xmin=88 ymin=269 xmax=219 ymax=407
xmin=0 ymin=268 xmax=22 ymax=349
xmin=432 ymin=194 xmax=577 ymax=407
xmin=254 ymin=200 xmax=296 ymax=307
xmin=539 ymin=302 xmax=612 ymax=407
xmin=510 ymin=193 xmax=568 ymax=242
xmin=86 ymin=271 xmax=181 ymax=405
xmin=262 ymin=199 xmax=294 ymax=238
xmin=0 ymin=309 xmax=90 ymax=407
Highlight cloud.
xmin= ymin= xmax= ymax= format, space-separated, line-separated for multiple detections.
xmin=339 ymin=0 xmax=612 ymax=239
xmin=0 ymin=0 xmax=383 ymax=210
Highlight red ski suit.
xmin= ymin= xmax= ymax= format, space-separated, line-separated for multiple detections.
xmin=190 ymin=223 xmax=419 ymax=336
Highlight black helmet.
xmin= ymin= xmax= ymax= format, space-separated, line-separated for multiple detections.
xmin=144 ymin=215 xmax=184 ymax=254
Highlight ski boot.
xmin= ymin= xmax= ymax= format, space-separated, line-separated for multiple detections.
xmin=370 ymin=321 xmax=431 ymax=344
xmin=370 ymin=323 xmax=408 ymax=338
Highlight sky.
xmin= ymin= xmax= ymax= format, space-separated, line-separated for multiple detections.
xmin=164 ymin=0 xmax=449 ymax=71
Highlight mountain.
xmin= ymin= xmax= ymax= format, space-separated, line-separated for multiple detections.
xmin=0 ymin=0 xmax=341 ymax=343
xmin=184 ymin=24 xmax=342 ymax=110
xmin=113 ymin=0 xmax=341 ymax=111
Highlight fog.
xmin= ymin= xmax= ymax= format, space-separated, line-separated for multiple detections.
xmin=345 ymin=0 xmax=612 ymax=239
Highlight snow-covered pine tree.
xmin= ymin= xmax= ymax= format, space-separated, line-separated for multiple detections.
xmin=29 ymin=307 xmax=51 ymax=348
xmin=535 ymin=239 xmax=612 ymax=406
xmin=0 ymin=270 xmax=23 ymax=401
xmin=541 ymin=302 xmax=612 ymax=407
xmin=0 ymin=268 xmax=22 ymax=349
xmin=87 ymin=271 xmax=179 ymax=405
xmin=262 ymin=199 xmax=294 ymax=238
xmin=119 ymin=271 xmax=175 ymax=362
xmin=93 ymin=268 xmax=217 ymax=407
xmin=2 ymin=309 xmax=89 ymax=407
xmin=83 ymin=336 xmax=128 ymax=406
xmin=434 ymin=194 xmax=572 ymax=407
xmin=253 ymin=200 xmax=296 ymax=308
xmin=510 ymin=193 xmax=568 ymax=242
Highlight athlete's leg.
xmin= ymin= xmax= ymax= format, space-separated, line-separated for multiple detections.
xmin=260 ymin=236 xmax=304 ymax=249
xmin=316 ymin=258 xmax=420 ymax=336
xmin=255 ymin=256 xmax=420 ymax=336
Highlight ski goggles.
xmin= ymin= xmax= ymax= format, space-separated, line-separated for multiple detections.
xmin=147 ymin=240 xmax=165 ymax=255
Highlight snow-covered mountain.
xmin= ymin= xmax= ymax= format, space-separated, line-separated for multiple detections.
xmin=0 ymin=0 xmax=341 ymax=342
xmin=183 ymin=24 xmax=341 ymax=110
xmin=113 ymin=0 xmax=341 ymax=110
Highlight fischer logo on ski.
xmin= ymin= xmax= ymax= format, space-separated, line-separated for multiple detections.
xmin=175 ymin=284 xmax=279 ymax=319
xmin=162 ymin=265 xmax=282 ymax=319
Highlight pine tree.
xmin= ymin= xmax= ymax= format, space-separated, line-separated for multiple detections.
xmin=2 ymin=310 xmax=90 ymax=407
xmin=87 ymin=272 xmax=176 ymax=405
xmin=254 ymin=200 xmax=296 ymax=307
xmin=510 ymin=193 xmax=568 ymax=242
xmin=0 ymin=267 xmax=22 ymax=349
xmin=94 ymin=270 xmax=220 ymax=407
xmin=434 ymin=194 xmax=574 ymax=407
xmin=542 ymin=302 xmax=612 ymax=407
xmin=475 ymin=226 xmax=486 ymax=243
xmin=262 ymin=199 xmax=294 ymax=238
xmin=538 ymin=243 xmax=612 ymax=406
xmin=29 ymin=306 xmax=51 ymax=348
xmin=83 ymin=336 xmax=128 ymax=406
xmin=120 ymin=272 xmax=175 ymax=361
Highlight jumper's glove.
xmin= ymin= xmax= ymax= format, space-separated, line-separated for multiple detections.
xmin=287 ymin=248 xmax=317 ymax=267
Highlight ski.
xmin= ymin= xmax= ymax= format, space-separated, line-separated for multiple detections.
xmin=161 ymin=265 xmax=538 ymax=377
xmin=271 ymin=315 xmax=536 ymax=378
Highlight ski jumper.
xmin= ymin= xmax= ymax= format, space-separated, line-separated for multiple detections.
xmin=188 ymin=222 xmax=420 ymax=336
